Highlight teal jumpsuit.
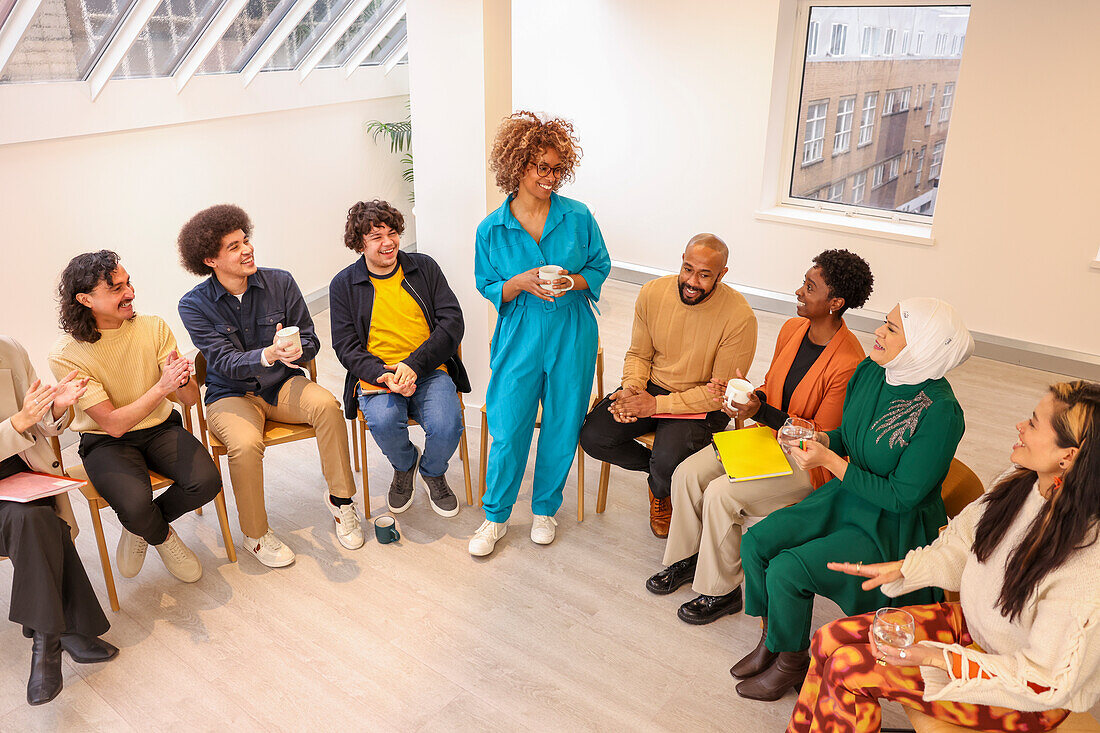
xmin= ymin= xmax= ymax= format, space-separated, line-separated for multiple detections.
xmin=474 ymin=193 xmax=611 ymax=522
xmin=741 ymin=358 xmax=964 ymax=653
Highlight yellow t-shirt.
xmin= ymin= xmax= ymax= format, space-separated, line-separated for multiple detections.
xmin=49 ymin=315 xmax=178 ymax=435
xmin=361 ymin=266 xmax=440 ymax=391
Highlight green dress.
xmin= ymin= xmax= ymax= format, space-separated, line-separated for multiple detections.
xmin=741 ymin=358 xmax=964 ymax=653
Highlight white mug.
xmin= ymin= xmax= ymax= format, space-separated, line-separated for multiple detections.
xmin=276 ymin=325 xmax=302 ymax=353
xmin=724 ymin=378 xmax=754 ymax=408
xmin=538 ymin=265 xmax=575 ymax=294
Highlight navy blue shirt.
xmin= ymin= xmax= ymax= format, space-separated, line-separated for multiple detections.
xmin=178 ymin=267 xmax=320 ymax=406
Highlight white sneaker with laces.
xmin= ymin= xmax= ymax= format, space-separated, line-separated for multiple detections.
xmin=325 ymin=494 xmax=365 ymax=549
xmin=242 ymin=530 xmax=295 ymax=567
xmin=468 ymin=520 xmax=508 ymax=557
xmin=153 ymin=529 xmax=202 ymax=583
xmin=116 ymin=528 xmax=148 ymax=578
xmin=531 ymin=515 xmax=558 ymax=545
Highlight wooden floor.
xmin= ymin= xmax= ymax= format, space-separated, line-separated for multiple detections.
xmin=0 ymin=279 xmax=1094 ymax=731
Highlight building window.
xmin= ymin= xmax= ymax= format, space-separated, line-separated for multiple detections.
xmin=861 ymin=26 xmax=879 ymax=56
xmin=807 ymin=21 xmax=819 ymax=56
xmin=883 ymin=28 xmax=896 ymax=55
xmin=829 ymin=181 xmax=844 ymax=201
xmin=829 ymin=23 xmax=848 ymax=55
xmin=951 ymin=34 xmax=961 ymax=55
xmin=888 ymin=155 xmax=900 ymax=181
xmin=929 ymin=140 xmax=944 ymax=180
xmin=914 ymin=145 xmax=926 ymax=184
xmin=925 ymin=83 xmax=937 ymax=126
xmin=935 ymin=32 xmax=949 ymax=55
xmin=852 ymin=170 xmax=867 ymax=204
xmin=939 ymin=82 xmax=955 ymax=122
xmin=872 ymin=162 xmax=886 ymax=188
xmin=803 ymin=100 xmax=828 ymax=165
xmin=914 ymin=84 xmax=924 ymax=109
xmin=914 ymin=31 xmax=924 ymax=54
xmin=858 ymin=91 xmax=877 ymax=146
xmin=833 ymin=95 xmax=855 ymax=154
xmin=882 ymin=87 xmax=911 ymax=115
xmin=901 ymin=29 xmax=910 ymax=54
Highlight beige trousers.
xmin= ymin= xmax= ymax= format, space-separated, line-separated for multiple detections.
xmin=663 ymin=445 xmax=813 ymax=596
xmin=206 ymin=376 xmax=355 ymax=539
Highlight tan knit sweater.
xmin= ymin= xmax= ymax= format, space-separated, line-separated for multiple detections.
xmin=49 ymin=315 xmax=178 ymax=435
xmin=621 ymin=275 xmax=757 ymax=414
xmin=881 ymin=479 xmax=1100 ymax=713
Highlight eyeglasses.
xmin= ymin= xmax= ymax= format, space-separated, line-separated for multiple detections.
xmin=531 ymin=162 xmax=567 ymax=179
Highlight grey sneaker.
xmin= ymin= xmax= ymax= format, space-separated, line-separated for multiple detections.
xmin=387 ymin=447 xmax=420 ymax=514
xmin=423 ymin=474 xmax=459 ymax=517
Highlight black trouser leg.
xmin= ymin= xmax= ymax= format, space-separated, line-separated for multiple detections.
xmin=579 ymin=393 xmax=658 ymax=472
xmin=648 ymin=412 xmax=729 ymax=498
xmin=0 ymin=500 xmax=109 ymax=637
xmin=141 ymin=419 xmax=222 ymax=525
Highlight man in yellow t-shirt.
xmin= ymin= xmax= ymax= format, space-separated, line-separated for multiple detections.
xmin=49 ymin=251 xmax=221 ymax=585
xmin=330 ymin=200 xmax=469 ymax=518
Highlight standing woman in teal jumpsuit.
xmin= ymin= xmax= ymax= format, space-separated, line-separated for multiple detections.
xmin=469 ymin=111 xmax=611 ymax=557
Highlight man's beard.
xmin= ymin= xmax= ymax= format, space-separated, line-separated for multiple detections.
xmin=678 ymin=280 xmax=713 ymax=305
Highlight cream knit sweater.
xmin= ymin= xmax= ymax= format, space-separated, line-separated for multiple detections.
xmin=881 ymin=479 xmax=1100 ymax=712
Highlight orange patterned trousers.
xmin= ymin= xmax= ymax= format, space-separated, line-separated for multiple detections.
xmin=787 ymin=602 xmax=1069 ymax=732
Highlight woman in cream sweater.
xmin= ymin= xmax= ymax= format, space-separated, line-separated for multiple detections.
xmin=788 ymin=379 xmax=1100 ymax=732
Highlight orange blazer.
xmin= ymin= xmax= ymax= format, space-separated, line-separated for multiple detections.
xmin=758 ymin=317 xmax=865 ymax=488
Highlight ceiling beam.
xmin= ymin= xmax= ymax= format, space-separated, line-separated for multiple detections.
xmin=0 ymin=0 xmax=43 ymax=78
xmin=173 ymin=0 xmax=249 ymax=93
xmin=240 ymin=0 xmax=319 ymax=88
xmin=340 ymin=0 xmax=402 ymax=78
xmin=381 ymin=35 xmax=406 ymax=75
xmin=296 ymin=0 xmax=370 ymax=82
xmin=87 ymin=0 xmax=163 ymax=100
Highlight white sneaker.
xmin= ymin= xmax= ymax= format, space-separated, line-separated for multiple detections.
xmin=242 ymin=530 xmax=295 ymax=568
xmin=531 ymin=515 xmax=558 ymax=545
xmin=468 ymin=520 xmax=508 ymax=557
xmin=153 ymin=529 xmax=202 ymax=583
xmin=325 ymin=494 xmax=365 ymax=549
xmin=116 ymin=528 xmax=148 ymax=578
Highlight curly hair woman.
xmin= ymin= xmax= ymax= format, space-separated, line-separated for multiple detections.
xmin=793 ymin=380 xmax=1100 ymax=732
xmin=648 ymin=250 xmax=873 ymax=625
xmin=469 ymin=111 xmax=611 ymax=557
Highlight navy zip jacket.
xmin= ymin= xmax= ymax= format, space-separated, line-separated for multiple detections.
xmin=329 ymin=250 xmax=469 ymax=419
xmin=179 ymin=267 xmax=319 ymax=406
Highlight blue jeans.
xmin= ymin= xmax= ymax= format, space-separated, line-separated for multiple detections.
xmin=357 ymin=369 xmax=463 ymax=478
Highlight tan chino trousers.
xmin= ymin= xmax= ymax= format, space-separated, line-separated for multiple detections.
xmin=206 ymin=376 xmax=355 ymax=539
xmin=663 ymin=445 xmax=813 ymax=596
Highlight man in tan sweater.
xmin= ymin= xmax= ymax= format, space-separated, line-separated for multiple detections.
xmin=580 ymin=234 xmax=757 ymax=537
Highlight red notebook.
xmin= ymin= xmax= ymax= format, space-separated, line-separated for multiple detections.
xmin=0 ymin=472 xmax=85 ymax=503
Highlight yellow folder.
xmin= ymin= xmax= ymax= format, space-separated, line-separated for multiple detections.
xmin=711 ymin=425 xmax=794 ymax=483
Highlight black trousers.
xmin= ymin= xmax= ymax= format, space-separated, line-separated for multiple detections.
xmin=579 ymin=381 xmax=729 ymax=498
xmin=79 ymin=411 xmax=221 ymax=545
xmin=0 ymin=500 xmax=109 ymax=637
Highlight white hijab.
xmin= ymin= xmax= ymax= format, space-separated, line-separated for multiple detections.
xmin=883 ymin=297 xmax=974 ymax=386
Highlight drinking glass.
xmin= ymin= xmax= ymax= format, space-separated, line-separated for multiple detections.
xmin=778 ymin=416 xmax=816 ymax=453
xmin=871 ymin=607 xmax=916 ymax=666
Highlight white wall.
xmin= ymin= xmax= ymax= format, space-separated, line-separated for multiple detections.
xmin=512 ymin=0 xmax=1100 ymax=357
xmin=0 ymin=94 xmax=414 ymax=381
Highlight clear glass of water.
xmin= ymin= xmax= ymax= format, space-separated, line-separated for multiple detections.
xmin=871 ymin=607 xmax=916 ymax=665
xmin=778 ymin=416 xmax=816 ymax=453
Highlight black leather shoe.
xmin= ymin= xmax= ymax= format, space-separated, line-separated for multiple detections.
xmin=61 ymin=634 xmax=119 ymax=664
xmin=677 ymin=588 xmax=743 ymax=625
xmin=27 ymin=632 xmax=63 ymax=706
xmin=735 ymin=650 xmax=810 ymax=701
xmin=645 ymin=554 xmax=698 ymax=595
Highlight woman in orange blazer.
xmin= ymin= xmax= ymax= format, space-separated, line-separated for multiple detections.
xmin=645 ymin=250 xmax=873 ymax=625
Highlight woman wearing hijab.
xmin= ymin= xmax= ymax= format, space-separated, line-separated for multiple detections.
xmin=731 ymin=298 xmax=974 ymax=702
xmin=789 ymin=380 xmax=1100 ymax=732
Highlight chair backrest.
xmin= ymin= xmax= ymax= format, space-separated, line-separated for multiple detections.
xmin=941 ymin=458 xmax=984 ymax=519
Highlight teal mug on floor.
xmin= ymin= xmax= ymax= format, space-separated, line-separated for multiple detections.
xmin=374 ymin=515 xmax=400 ymax=544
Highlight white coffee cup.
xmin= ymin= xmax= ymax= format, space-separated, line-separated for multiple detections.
xmin=538 ymin=265 xmax=575 ymax=294
xmin=724 ymin=378 xmax=754 ymax=408
xmin=276 ymin=325 xmax=302 ymax=353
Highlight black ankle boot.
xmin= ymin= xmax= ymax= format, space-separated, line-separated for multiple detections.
xmin=27 ymin=631 xmax=63 ymax=706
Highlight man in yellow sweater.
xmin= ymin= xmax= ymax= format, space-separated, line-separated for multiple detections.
xmin=580 ymin=234 xmax=757 ymax=537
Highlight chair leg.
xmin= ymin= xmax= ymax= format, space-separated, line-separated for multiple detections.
xmin=577 ymin=445 xmax=585 ymax=522
xmin=350 ymin=418 xmax=360 ymax=472
xmin=459 ymin=418 xmax=473 ymax=507
xmin=86 ymin=500 xmax=119 ymax=613
xmin=597 ymin=462 xmax=610 ymax=514
xmin=212 ymin=490 xmax=237 ymax=563
xmin=195 ymin=505 xmax=203 ymax=516
xmin=478 ymin=411 xmax=488 ymax=507
xmin=358 ymin=417 xmax=370 ymax=516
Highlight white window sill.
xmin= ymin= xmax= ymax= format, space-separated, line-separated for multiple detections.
xmin=754 ymin=205 xmax=934 ymax=246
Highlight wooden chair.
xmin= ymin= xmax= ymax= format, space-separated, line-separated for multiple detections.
xmin=349 ymin=347 xmax=475 ymax=511
xmin=477 ymin=346 xmax=605 ymax=521
xmin=594 ymin=415 xmax=744 ymax=516
xmin=50 ymin=399 xmax=236 ymax=613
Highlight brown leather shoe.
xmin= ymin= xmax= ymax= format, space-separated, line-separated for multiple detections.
xmin=735 ymin=650 xmax=810 ymax=701
xmin=649 ymin=490 xmax=671 ymax=538
xmin=730 ymin=623 xmax=775 ymax=679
